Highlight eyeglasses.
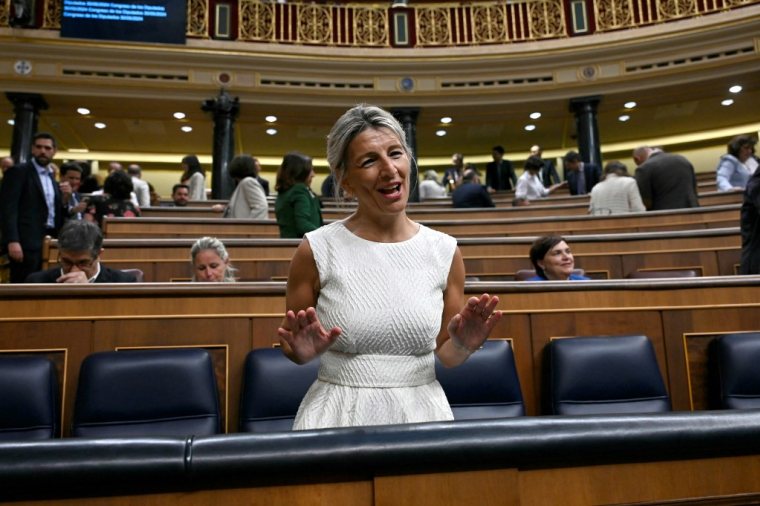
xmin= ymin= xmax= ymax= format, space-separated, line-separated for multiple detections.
xmin=58 ymin=255 xmax=96 ymax=270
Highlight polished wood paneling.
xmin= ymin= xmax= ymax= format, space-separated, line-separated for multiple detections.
xmin=103 ymin=205 xmax=740 ymax=240
xmin=375 ymin=469 xmax=519 ymax=506
xmin=518 ymin=455 xmax=760 ymax=506
xmin=43 ymin=228 xmax=743 ymax=281
xmin=5 ymin=481 xmax=375 ymax=506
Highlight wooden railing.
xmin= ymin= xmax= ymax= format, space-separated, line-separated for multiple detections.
xmin=25 ymin=0 xmax=760 ymax=46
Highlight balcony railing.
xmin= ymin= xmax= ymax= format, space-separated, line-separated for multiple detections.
xmin=4 ymin=0 xmax=757 ymax=47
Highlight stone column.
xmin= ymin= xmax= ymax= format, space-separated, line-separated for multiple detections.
xmin=569 ymin=96 xmax=602 ymax=167
xmin=6 ymin=93 xmax=48 ymax=164
xmin=391 ymin=107 xmax=420 ymax=203
xmin=202 ymin=89 xmax=240 ymax=200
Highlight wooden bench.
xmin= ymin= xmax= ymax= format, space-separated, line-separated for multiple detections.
xmin=2 ymin=276 xmax=759 ymax=433
xmin=108 ymin=204 xmax=740 ymax=239
xmin=147 ymin=189 xmax=740 ymax=218
xmin=44 ymin=228 xmax=742 ymax=282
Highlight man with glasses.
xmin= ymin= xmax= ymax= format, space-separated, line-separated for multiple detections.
xmin=25 ymin=220 xmax=136 ymax=283
xmin=0 ymin=132 xmax=65 ymax=283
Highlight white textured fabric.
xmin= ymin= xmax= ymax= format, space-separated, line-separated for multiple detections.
xmin=293 ymin=220 xmax=457 ymax=430
xmin=588 ymin=174 xmax=646 ymax=215
xmin=515 ymin=171 xmax=549 ymax=200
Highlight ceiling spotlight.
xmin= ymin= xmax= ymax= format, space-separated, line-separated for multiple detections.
xmin=529 ymin=112 xmax=541 ymax=119
xmin=265 ymin=116 xmax=277 ymax=123
xmin=624 ymin=101 xmax=637 ymax=109
xmin=7 ymin=119 xmax=14 ymax=126
xmin=77 ymin=108 xmax=90 ymax=115
xmin=729 ymin=85 xmax=742 ymax=93
xmin=181 ymin=126 xmax=193 ymax=132
xmin=266 ymin=128 xmax=277 ymax=135
xmin=619 ymin=115 xmax=630 ymax=122
xmin=436 ymin=130 xmax=447 ymax=137
xmin=722 ymin=99 xmax=734 ymax=106
xmin=173 ymin=112 xmax=186 ymax=119
xmin=440 ymin=117 xmax=452 ymax=124
xmin=525 ymin=125 xmax=536 ymax=131
xmin=94 ymin=122 xmax=107 ymax=129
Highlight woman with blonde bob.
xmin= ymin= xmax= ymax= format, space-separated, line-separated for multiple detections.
xmin=190 ymin=237 xmax=237 ymax=282
xmin=278 ymin=104 xmax=502 ymax=430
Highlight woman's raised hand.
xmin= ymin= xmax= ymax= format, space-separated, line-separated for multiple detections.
xmin=278 ymin=307 xmax=342 ymax=364
xmin=447 ymin=294 xmax=502 ymax=353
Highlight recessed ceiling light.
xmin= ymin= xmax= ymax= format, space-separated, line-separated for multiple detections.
xmin=173 ymin=112 xmax=186 ymax=119
xmin=440 ymin=117 xmax=452 ymax=124
xmin=529 ymin=112 xmax=541 ymax=119
xmin=181 ymin=126 xmax=193 ymax=132
xmin=624 ymin=101 xmax=637 ymax=109
xmin=619 ymin=115 xmax=630 ymax=122
xmin=265 ymin=116 xmax=277 ymax=123
xmin=266 ymin=128 xmax=277 ymax=135
xmin=729 ymin=85 xmax=742 ymax=93
xmin=436 ymin=130 xmax=447 ymax=137
xmin=525 ymin=125 xmax=536 ymax=131
xmin=69 ymin=148 xmax=89 ymax=153
xmin=94 ymin=122 xmax=106 ymax=129
xmin=77 ymin=108 xmax=90 ymax=115
xmin=7 ymin=119 xmax=14 ymax=126
xmin=722 ymin=99 xmax=734 ymax=106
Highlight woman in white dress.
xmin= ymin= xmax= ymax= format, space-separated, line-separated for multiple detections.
xmin=278 ymin=105 xmax=502 ymax=430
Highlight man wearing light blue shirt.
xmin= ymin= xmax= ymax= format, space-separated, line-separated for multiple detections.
xmin=0 ymin=132 xmax=64 ymax=283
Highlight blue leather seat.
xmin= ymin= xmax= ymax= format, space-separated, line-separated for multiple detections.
xmin=72 ymin=348 xmax=221 ymax=438
xmin=544 ymin=335 xmax=671 ymax=415
xmin=435 ymin=340 xmax=525 ymax=419
xmin=0 ymin=356 xmax=58 ymax=440
xmin=239 ymin=348 xmax=319 ymax=433
xmin=710 ymin=332 xmax=760 ymax=409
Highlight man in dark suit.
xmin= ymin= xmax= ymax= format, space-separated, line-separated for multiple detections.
xmin=485 ymin=146 xmax=517 ymax=192
xmin=530 ymin=145 xmax=562 ymax=187
xmin=443 ymin=153 xmax=464 ymax=193
xmin=25 ymin=220 xmax=136 ymax=283
xmin=563 ymin=151 xmax=602 ymax=196
xmin=452 ymin=169 xmax=495 ymax=209
xmin=633 ymin=146 xmax=699 ymax=211
xmin=60 ymin=161 xmax=87 ymax=221
xmin=0 ymin=132 xmax=65 ymax=283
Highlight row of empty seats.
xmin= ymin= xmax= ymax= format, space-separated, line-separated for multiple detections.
xmin=2 ymin=333 xmax=759 ymax=440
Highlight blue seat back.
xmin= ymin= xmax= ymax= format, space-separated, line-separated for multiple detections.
xmin=711 ymin=332 xmax=760 ymax=410
xmin=435 ymin=340 xmax=525 ymax=420
xmin=72 ymin=348 xmax=220 ymax=438
xmin=0 ymin=356 xmax=58 ymax=440
xmin=544 ymin=334 xmax=671 ymax=415
xmin=239 ymin=348 xmax=319 ymax=433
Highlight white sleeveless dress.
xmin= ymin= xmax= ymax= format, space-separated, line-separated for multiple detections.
xmin=292 ymin=220 xmax=457 ymax=430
